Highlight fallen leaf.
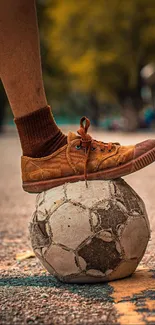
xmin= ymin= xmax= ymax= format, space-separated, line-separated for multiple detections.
xmin=16 ymin=250 xmax=35 ymax=261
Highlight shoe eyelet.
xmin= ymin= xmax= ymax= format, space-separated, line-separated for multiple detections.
xmin=100 ymin=148 xmax=104 ymax=152
xmin=91 ymin=147 xmax=96 ymax=151
xmin=108 ymin=149 xmax=112 ymax=152
xmin=75 ymin=145 xmax=81 ymax=150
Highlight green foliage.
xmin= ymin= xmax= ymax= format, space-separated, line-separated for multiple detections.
xmin=46 ymin=0 xmax=155 ymax=102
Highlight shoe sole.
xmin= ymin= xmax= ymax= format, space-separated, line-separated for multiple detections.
xmin=23 ymin=146 xmax=155 ymax=193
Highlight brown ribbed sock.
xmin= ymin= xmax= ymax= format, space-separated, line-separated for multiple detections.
xmin=15 ymin=106 xmax=67 ymax=157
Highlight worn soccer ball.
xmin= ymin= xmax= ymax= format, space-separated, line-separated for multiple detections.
xmin=29 ymin=179 xmax=150 ymax=283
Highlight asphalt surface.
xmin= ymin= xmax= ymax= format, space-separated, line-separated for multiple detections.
xmin=0 ymin=128 xmax=155 ymax=325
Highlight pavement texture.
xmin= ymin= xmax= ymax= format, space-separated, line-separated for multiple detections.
xmin=0 ymin=127 xmax=155 ymax=325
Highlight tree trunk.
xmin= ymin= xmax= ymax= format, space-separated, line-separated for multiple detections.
xmin=122 ymin=97 xmax=140 ymax=131
xmin=150 ymin=85 xmax=155 ymax=110
xmin=118 ymin=88 xmax=143 ymax=131
xmin=88 ymin=92 xmax=100 ymax=127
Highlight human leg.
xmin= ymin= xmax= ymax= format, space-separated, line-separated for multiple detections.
xmin=0 ymin=0 xmax=47 ymax=117
xmin=0 ymin=0 xmax=67 ymax=157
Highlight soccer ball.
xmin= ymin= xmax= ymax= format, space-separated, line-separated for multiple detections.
xmin=29 ymin=179 xmax=150 ymax=283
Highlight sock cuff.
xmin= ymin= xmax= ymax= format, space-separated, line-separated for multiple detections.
xmin=14 ymin=105 xmax=59 ymax=142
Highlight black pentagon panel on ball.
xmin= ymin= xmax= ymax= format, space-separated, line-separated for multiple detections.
xmin=78 ymin=237 xmax=121 ymax=274
xmin=92 ymin=201 xmax=128 ymax=236
xmin=29 ymin=219 xmax=51 ymax=250
xmin=114 ymin=179 xmax=145 ymax=215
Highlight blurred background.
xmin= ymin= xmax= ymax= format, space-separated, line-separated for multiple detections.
xmin=1 ymin=0 xmax=155 ymax=132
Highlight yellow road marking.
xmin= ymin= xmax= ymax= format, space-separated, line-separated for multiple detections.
xmin=110 ymin=267 xmax=155 ymax=325
xmin=115 ymin=301 xmax=145 ymax=325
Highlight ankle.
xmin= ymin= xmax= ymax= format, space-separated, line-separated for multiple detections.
xmin=14 ymin=105 xmax=67 ymax=157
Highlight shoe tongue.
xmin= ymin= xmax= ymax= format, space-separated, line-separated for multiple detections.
xmin=67 ymin=131 xmax=80 ymax=144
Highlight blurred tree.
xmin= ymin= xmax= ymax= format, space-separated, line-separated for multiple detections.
xmin=46 ymin=0 xmax=155 ymax=129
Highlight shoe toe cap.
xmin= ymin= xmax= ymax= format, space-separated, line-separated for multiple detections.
xmin=134 ymin=139 xmax=155 ymax=159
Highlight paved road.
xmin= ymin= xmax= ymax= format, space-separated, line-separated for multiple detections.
xmin=0 ymin=128 xmax=155 ymax=325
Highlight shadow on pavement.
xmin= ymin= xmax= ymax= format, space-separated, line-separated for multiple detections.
xmin=0 ymin=275 xmax=113 ymax=301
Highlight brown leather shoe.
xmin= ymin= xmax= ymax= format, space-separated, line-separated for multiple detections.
xmin=22 ymin=117 xmax=155 ymax=193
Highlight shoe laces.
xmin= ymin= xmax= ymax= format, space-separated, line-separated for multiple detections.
xmin=77 ymin=116 xmax=113 ymax=186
